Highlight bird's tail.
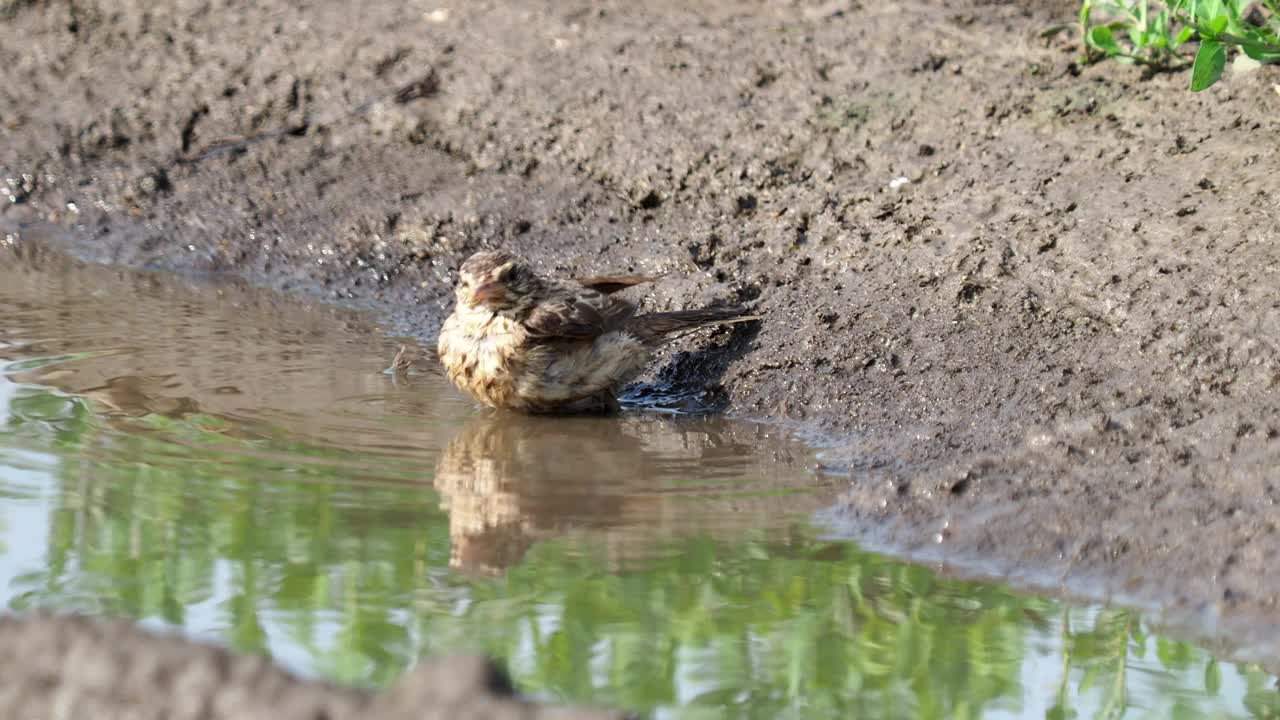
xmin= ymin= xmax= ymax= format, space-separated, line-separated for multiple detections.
xmin=632 ymin=305 xmax=759 ymax=342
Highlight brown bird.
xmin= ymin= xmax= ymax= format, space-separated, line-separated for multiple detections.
xmin=437 ymin=250 xmax=757 ymax=413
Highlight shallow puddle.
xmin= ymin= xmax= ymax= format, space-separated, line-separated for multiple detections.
xmin=1 ymin=237 xmax=1278 ymax=718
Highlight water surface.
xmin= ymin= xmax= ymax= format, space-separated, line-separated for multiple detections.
xmin=0 ymin=236 xmax=1277 ymax=718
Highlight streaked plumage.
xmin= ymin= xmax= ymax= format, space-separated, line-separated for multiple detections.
xmin=437 ymin=250 xmax=757 ymax=413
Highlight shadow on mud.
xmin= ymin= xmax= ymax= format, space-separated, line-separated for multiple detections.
xmin=620 ymin=321 xmax=761 ymax=413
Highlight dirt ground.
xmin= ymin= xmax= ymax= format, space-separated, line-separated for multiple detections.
xmin=3 ymin=0 xmax=1280 ymax=666
xmin=0 ymin=611 xmax=622 ymax=719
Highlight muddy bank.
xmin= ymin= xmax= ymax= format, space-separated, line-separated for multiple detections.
xmin=3 ymin=0 xmax=1280 ymax=662
xmin=0 ymin=612 xmax=621 ymax=719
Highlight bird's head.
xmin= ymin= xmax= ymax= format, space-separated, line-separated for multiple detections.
xmin=456 ymin=250 xmax=541 ymax=312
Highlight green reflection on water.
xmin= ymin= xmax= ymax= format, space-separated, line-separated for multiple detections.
xmin=1 ymin=380 xmax=1279 ymax=719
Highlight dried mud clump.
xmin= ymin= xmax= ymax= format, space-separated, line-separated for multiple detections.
xmin=0 ymin=612 xmax=623 ymax=720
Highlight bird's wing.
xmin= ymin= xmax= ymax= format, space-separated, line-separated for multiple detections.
xmin=523 ymin=289 xmax=636 ymax=340
xmin=573 ymin=274 xmax=661 ymax=295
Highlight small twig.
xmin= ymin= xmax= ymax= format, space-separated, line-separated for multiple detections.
xmin=388 ymin=344 xmax=415 ymax=376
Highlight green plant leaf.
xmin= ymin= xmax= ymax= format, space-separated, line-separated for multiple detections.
xmin=1205 ymin=659 xmax=1222 ymax=694
xmin=1222 ymin=0 xmax=1244 ymax=34
xmin=1090 ymin=25 xmax=1123 ymax=54
xmin=1190 ymin=38 xmax=1225 ymax=90
xmin=1236 ymin=26 xmax=1280 ymax=60
xmin=1193 ymin=0 xmax=1226 ymax=24
xmin=1173 ymin=26 xmax=1195 ymax=49
xmin=1241 ymin=40 xmax=1271 ymax=59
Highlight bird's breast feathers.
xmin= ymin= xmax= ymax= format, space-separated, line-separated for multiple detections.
xmin=438 ymin=310 xmax=527 ymax=407
xmin=438 ymin=307 xmax=649 ymax=411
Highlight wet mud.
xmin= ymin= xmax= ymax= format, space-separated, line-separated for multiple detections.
xmin=3 ymin=0 xmax=1280 ymax=670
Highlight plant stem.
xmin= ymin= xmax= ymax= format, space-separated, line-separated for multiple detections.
xmin=1216 ymin=31 xmax=1280 ymax=55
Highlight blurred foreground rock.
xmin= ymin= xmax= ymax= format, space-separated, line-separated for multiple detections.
xmin=0 ymin=612 xmax=624 ymax=720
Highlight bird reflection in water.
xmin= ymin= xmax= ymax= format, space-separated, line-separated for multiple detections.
xmin=431 ymin=411 xmax=829 ymax=575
